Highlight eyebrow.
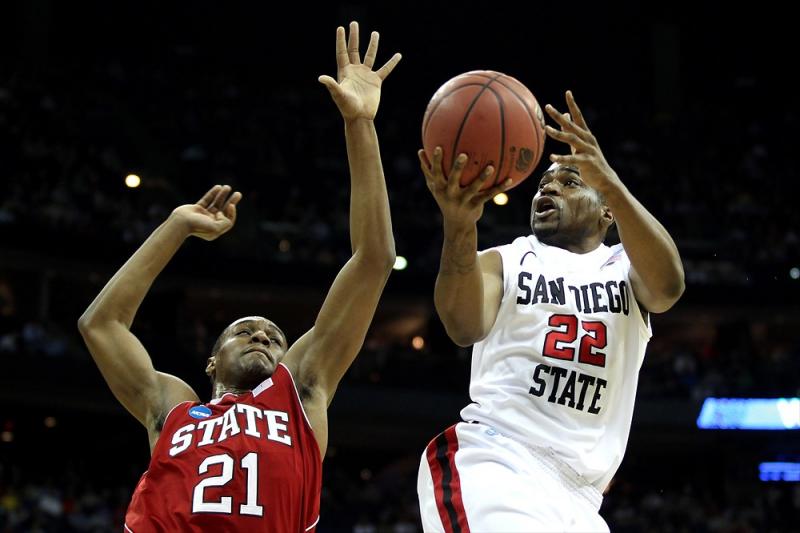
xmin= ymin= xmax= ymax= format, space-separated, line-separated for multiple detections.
xmin=540 ymin=166 xmax=581 ymax=183
xmin=234 ymin=322 xmax=285 ymax=340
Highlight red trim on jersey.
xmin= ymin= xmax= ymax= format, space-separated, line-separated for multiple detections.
xmin=426 ymin=425 xmax=470 ymax=533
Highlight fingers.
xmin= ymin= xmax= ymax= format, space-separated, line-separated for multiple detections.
xmin=376 ymin=52 xmax=402 ymax=80
xmin=447 ymin=153 xmax=470 ymax=191
xmin=197 ymin=185 xmax=222 ymax=208
xmin=222 ymin=192 xmax=242 ymax=224
xmin=318 ymin=74 xmax=342 ymax=102
xmin=334 ymin=26 xmax=348 ymax=71
xmin=347 ymin=21 xmax=360 ymax=64
xmin=363 ymin=31 xmax=379 ymax=68
xmin=544 ymin=124 xmax=594 ymax=154
xmin=207 ymin=185 xmax=230 ymax=213
xmin=548 ymin=153 xmax=592 ymax=166
xmin=544 ymin=104 xmax=584 ymax=135
xmin=419 ymin=147 xmax=445 ymax=191
xmin=418 ymin=148 xmax=431 ymax=169
xmin=565 ymin=90 xmax=589 ymax=131
xmin=466 ymin=164 xmax=496 ymax=194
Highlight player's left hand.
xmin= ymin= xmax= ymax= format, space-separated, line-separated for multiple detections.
xmin=318 ymin=21 xmax=402 ymax=122
xmin=543 ymin=90 xmax=622 ymax=196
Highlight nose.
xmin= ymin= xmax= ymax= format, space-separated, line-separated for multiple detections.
xmin=541 ymin=180 xmax=561 ymax=195
xmin=250 ymin=330 xmax=269 ymax=344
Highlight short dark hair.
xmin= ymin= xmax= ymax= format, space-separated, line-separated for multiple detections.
xmin=211 ymin=326 xmax=229 ymax=359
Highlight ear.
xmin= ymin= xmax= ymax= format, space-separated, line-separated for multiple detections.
xmin=600 ymin=204 xmax=614 ymax=230
xmin=206 ymin=356 xmax=216 ymax=378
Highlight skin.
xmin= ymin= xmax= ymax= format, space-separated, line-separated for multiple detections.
xmin=78 ymin=21 xmax=401 ymax=457
xmin=420 ymin=90 xmax=685 ymax=347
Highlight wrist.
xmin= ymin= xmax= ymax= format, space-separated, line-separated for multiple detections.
xmin=166 ymin=209 xmax=195 ymax=239
xmin=442 ymin=219 xmax=477 ymax=238
xmin=344 ymin=116 xmax=375 ymax=127
xmin=595 ymin=174 xmax=628 ymax=205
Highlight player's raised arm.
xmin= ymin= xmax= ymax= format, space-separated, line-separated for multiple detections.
xmin=420 ymin=148 xmax=511 ymax=346
xmin=420 ymin=72 xmax=543 ymax=347
xmin=544 ymin=91 xmax=684 ymax=312
xmin=283 ymin=22 xmax=399 ymax=404
xmin=78 ymin=186 xmax=241 ymax=437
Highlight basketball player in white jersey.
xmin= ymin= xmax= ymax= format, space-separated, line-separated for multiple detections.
xmin=417 ymin=91 xmax=685 ymax=532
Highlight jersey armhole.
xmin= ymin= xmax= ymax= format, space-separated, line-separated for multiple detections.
xmin=278 ymin=363 xmax=315 ymax=432
xmin=621 ymin=253 xmax=653 ymax=340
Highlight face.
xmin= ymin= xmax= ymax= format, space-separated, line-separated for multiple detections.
xmin=207 ymin=316 xmax=288 ymax=391
xmin=530 ymin=164 xmax=610 ymax=250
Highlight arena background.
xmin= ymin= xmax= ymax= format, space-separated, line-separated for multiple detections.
xmin=1 ymin=1 xmax=798 ymax=531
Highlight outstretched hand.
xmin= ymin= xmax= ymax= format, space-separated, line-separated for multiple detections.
xmin=544 ymin=90 xmax=621 ymax=195
xmin=419 ymin=147 xmax=511 ymax=227
xmin=172 ymin=185 xmax=242 ymax=241
xmin=318 ymin=21 xmax=402 ymax=121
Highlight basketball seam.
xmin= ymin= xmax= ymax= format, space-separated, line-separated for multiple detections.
xmin=484 ymin=84 xmax=505 ymax=189
xmin=471 ymin=73 xmax=543 ymax=164
xmin=422 ymin=83 xmax=491 ymax=140
xmin=450 ymin=73 xmax=503 ymax=178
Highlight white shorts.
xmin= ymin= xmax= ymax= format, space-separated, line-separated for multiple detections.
xmin=417 ymin=421 xmax=609 ymax=533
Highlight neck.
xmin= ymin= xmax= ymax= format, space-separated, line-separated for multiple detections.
xmin=537 ymin=233 xmax=604 ymax=254
xmin=212 ymin=383 xmax=251 ymax=399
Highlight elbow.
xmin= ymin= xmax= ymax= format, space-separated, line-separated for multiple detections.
xmin=448 ymin=331 xmax=479 ymax=348
xmin=649 ymin=277 xmax=686 ymax=314
xmin=356 ymin=245 xmax=396 ymax=275
xmin=443 ymin=322 xmax=484 ymax=347
xmin=435 ymin=305 xmax=484 ymax=347
xmin=382 ymin=246 xmax=397 ymax=273
xmin=77 ymin=313 xmax=93 ymax=335
xmin=78 ymin=309 xmax=112 ymax=336
xmin=664 ymin=270 xmax=686 ymax=307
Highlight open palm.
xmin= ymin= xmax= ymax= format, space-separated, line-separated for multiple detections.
xmin=318 ymin=21 xmax=401 ymax=121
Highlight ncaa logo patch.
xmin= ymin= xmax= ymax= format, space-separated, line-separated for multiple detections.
xmin=189 ymin=405 xmax=212 ymax=419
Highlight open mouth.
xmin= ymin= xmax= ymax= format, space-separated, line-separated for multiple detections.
xmin=534 ymin=197 xmax=558 ymax=219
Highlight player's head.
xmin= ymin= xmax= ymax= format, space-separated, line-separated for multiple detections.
xmin=530 ymin=162 xmax=614 ymax=251
xmin=206 ymin=316 xmax=288 ymax=392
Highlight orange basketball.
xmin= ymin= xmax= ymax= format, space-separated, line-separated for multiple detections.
xmin=422 ymin=70 xmax=545 ymax=191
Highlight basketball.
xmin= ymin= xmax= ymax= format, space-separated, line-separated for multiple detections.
xmin=422 ymin=70 xmax=545 ymax=191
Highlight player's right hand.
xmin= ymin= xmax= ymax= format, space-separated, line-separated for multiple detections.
xmin=318 ymin=21 xmax=402 ymax=122
xmin=419 ymin=146 xmax=511 ymax=227
xmin=171 ymin=185 xmax=242 ymax=241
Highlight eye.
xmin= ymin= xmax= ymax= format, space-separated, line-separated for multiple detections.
xmin=270 ymin=338 xmax=282 ymax=346
xmin=566 ymin=178 xmax=578 ymax=186
xmin=236 ymin=330 xmax=250 ymax=336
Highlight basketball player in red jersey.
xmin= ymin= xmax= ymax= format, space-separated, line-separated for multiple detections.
xmin=78 ymin=22 xmax=400 ymax=532
xmin=417 ymin=92 xmax=685 ymax=532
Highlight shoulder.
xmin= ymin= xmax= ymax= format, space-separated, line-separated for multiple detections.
xmin=480 ymin=235 xmax=537 ymax=275
xmin=600 ymin=243 xmax=631 ymax=269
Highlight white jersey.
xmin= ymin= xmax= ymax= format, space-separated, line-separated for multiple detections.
xmin=460 ymin=234 xmax=651 ymax=491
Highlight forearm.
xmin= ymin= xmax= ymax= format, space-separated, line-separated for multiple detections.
xmin=80 ymin=214 xmax=190 ymax=329
xmin=604 ymin=182 xmax=684 ymax=298
xmin=344 ymin=118 xmax=395 ymax=262
xmin=434 ymin=222 xmax=485 ymax=345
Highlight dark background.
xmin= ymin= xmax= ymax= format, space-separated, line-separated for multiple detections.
xmin=1 ymin=1 xmax=798 ymax=531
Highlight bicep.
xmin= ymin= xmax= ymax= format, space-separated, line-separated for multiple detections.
xmin=629 ymin=266 xmax=674 ymax=314
xmin=478 ymin=250 xmax=504 ymax=341
xmin=80 ymin=322 xmax=198 ymax=426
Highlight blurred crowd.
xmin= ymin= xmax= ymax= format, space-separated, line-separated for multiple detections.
xmin=1 ymin=44 xmax=798 ymax=283
xmin=2 ymin=272 xmax=799 ymax=399
xmin=2 ymin=11 xmax=799 ymax=532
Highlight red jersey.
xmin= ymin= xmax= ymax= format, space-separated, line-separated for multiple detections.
xmin=125 ymin=363 xmax=322 ymax=532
